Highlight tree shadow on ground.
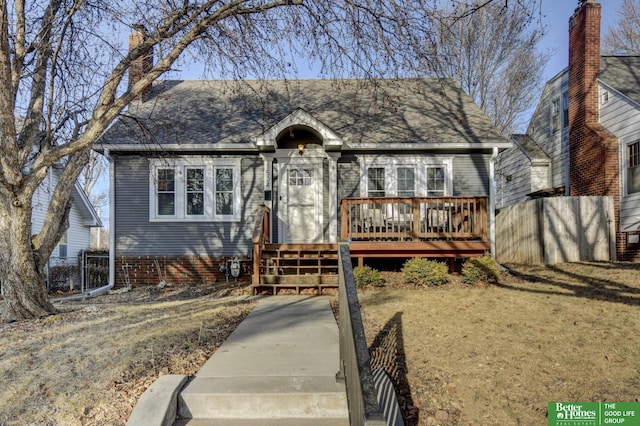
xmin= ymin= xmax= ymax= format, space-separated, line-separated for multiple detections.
xmin=368 ymin=312 xmax=418 ymax=425
xmin=500 ymin=263 xmax=640 ymax=307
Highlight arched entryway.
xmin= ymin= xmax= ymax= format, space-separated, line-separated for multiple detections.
xmin=275 ymin=126 xmax=325 ymax=243
xmin=256 ymin=108 xmax=343 ymax=244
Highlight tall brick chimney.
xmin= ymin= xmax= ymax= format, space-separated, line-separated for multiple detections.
xmin=128 ymin=23 xmax=153 ymax=101
xmin=568 ymin=0 xmax=622 ymax=260
xmin=568 ymin=0 xmax=617 ymax=197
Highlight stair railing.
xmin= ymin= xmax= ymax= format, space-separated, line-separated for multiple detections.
xmin=337 ymin=242 xmax=386 ymax=426
xmin=252 ymin=204 xmax=271 ymax=286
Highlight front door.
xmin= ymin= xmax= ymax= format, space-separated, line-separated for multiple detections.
xmin=280 ymin=162 xmax=322 ymax=243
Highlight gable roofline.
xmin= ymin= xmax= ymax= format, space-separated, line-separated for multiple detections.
xmin=71 ymin=181 xmax=102 ymax=227
xmin=46 ymin=166 xmax=102 ymax=227
xmin=598 ymin=56 xmax=640 ymax=106
xmin=511 ymin=134 xmax=550 ymax=165
xmin=255 ymin=108 xmax=343 ymax=152
xmin=598 ymin=78 xmax=640 ymax=111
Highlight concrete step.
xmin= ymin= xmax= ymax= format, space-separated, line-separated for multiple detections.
xmin=178 ymin=375 xmax=348 ymax=420
xmin=174 ymin=417 xmax=350 ymax=425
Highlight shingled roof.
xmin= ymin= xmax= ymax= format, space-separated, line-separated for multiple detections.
xmin=599 ymin=56 xmax=640 ymax=105
xmin=99 ymin=78 xmax=509 ymax=150
xmin=512 ymin=134 xmax=550 ymax=162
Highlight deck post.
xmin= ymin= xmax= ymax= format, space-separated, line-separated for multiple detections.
xmin=340 ymin=200 xmax=349 ymax=240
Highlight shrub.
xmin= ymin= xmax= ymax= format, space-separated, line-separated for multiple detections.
xmin=401 ymin=257 xmax=448 ymax=287
xmin=353 ymin=266 xmax=384 ymax=288
xmin=462 ymin=254 xmax=501 ymax=285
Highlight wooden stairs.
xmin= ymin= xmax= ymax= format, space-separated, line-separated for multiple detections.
xmin=252 ymin=243 xmax=339 ymax=295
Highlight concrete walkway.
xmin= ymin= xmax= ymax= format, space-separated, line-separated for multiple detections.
xmin=173 ymin=296 xmax=349 ymax=425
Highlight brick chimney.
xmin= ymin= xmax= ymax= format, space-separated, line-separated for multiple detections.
xmin=128 ymin=23 xmax=153 ymax=101
xmin=568 ymin=0 xmax=616 ymax=197
xmin=568 ymin=0 xmax=622 ymax=260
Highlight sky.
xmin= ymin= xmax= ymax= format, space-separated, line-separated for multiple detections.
xmin=539 ymin=0 xmax=623 ymax=81
xmin=165 ymin=1 xmax=626 ymax=87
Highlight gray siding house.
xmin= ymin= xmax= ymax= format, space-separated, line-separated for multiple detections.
xmin=99 ymin=78 xmax=510 ymax=286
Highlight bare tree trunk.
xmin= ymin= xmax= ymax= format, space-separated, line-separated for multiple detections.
xmin=0 ymin=196 xmax=56 ymax=321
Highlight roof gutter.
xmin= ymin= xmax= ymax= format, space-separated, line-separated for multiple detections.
xmin=85 ymin=147 xmax=115 ymax=297
xmin=98 ymin=141 xmax=513 ymax=153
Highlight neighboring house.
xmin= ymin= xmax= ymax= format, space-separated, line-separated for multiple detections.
xmin=98 ymin=29 xmax=510 ymax=287
xmin=496 ymin=0 xmax=640 ymax=261
xmin=32 ymin=165 xmax=103 ymax=285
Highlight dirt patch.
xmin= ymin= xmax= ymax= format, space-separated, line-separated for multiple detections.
xmin=359 ymin=262 xmax=640 ymax=425
xmin=0 ymin=281 xmax=254 ymax=426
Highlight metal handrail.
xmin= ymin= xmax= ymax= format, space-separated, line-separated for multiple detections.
xmin=337 ymin=242 xmax=386 ymax=426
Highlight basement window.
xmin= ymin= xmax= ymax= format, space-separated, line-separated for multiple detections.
xmin=627 ymin=232 xmax=640 ymax=248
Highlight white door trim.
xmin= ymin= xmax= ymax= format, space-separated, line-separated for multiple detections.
xmin=278 ymin=156 xmax=324 ymax=243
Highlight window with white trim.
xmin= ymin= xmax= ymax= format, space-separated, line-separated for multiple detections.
xmin=562 ymin=91 xmax=569 ymax=128
xmin=360 ymin=156 xmax=452 ymax=198
xmin=58 ymin=231 xmax=68 ymax=259
xmin=551 ymin=98 xmax=561 ymax=133
xmin=157 ymin=168 xmax=176 ymax=216
xmin=628 ymin=141 xmax=640 ymax=195
xmin=367 ymin=168 xmax=386 ymax=197
xmin=397 ymin=167 xmax=415 ymax=197
xmin=426 ymin=166 xmax=446 ymax=196
xmin=150 ymin=158 xmax=241 ymax=222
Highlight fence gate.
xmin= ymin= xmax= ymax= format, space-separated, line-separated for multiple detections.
xmin=81 ymin=251 xmax=109 ymax=293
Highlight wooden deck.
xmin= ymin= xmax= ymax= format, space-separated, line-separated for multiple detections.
xmin=252 ymin=197 xmax=490 ymax=291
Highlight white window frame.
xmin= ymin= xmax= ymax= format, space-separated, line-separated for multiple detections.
xmin=149 ymin=158 xmax=241 ymax=222
xmin=58 ymin=231 xmax=68 ymax=259
xmin=626 ymin=140 xmax=640 ymax=196
xmin=358 ymin=156 xmax=453 ymax=197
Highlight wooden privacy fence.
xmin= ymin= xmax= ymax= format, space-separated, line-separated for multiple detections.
xmin=496 ymin=196 xmax=615 ymax=264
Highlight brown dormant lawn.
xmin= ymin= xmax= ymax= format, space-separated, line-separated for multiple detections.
xmin=359 ymin=262 xmax=640 ymax=425
xmin=0 ymin=284 xmax=253 ymax=425
xmin=1 ymin=263 xmax=639 ymax=425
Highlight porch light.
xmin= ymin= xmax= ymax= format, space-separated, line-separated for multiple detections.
xmin=298 ymin=144 xmax=304 ymax=155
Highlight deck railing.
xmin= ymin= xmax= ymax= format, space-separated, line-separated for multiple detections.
xmin=337 ymin=242 xmax=387 ymax=426
xmin=252 ymin=204 xmax=271 ymax=286
xmin=340 ymin=196 xmax=488 ymax=241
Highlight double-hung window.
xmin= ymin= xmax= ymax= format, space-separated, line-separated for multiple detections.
xmin=397 ymin=167 xmax=415 ymax=197
xmin=186 ymin=168 xmax=205 ymax=216
xmin=426 ymin=166 xmax=446 ymax=197
xmin=215 ymin=167 xmax=235 ymax=216
xmin=58 ymin=232 xmax=68 ymax=259
xmin=157 ymin=168 xmax=176 ymax=216
xmin=562 ymin=92 xmax=569 ymax=128
xmin=628 ymin=141 xmax=640 ymax=195
xmin=150 ymin=158 xmax=241 ymax=222
xmin=367 ymin=168 xmax=386 ymax=197
xmin=361 ymin=157 xmax=452 ymax=198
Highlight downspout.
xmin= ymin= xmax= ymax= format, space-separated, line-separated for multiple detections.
xmin=85 ymin=148 xmax=114 ymax=297
xmin=489 ymin=147 xmax=498 ymax=258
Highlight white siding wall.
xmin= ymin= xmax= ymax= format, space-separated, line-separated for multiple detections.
xmin=599 ymin=82 xmax=640 ymax=232
xmin=527 ymin=74 xmax=569 ymax=191
xmin=31 ymin=169 xmax=93 ymax=267
xmin=495 ymin=147 xmax=531 ymax=209
xmin=531 ymin=164 xmax=550 ymax=192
